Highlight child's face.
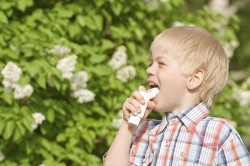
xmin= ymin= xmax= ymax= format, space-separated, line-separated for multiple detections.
xmin=146 ymin=52 xmax=190 ymax=115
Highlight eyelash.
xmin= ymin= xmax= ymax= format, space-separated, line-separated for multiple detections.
xmin=148 ymin=62 xmax=166 ymax=67
xmin=159 ymin=62 xmax=166 ymax=66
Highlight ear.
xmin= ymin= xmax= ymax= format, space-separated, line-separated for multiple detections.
xmin=186 ymin=69 xmax=204 ymax=90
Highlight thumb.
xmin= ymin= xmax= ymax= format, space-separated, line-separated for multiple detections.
xmin=138 ymin=85 xmax=147 ymax=91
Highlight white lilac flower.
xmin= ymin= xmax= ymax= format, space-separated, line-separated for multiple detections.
xmin=1 ymin=61 xmax=22 ymax=82
xmin=112 ymin=110 xmax=123 ymax=129
xmin=56 ymin=54 xmax=78 ymax=80
xmin=112 ymin=119 xmax=122 ymax=129
xmin=238 ymin=91 xmax=250 ymax=106
xmin=1 ymin=61 xmax=22 ymax=91
xmin=116 ymin=66 xmax=136 ymax=83
xmin=32 ymin=112 xmax=46 ymax=130
xmin=70 ymin=71 xmax=88 ymax=91
xmin=2 ymin=79 xmax=18 ymax=93
xmin=108 ymin=46 xmax=127 ymax=71
xmin=13 ymin=84 xmax=34 ymax=100
xmin=223 ymin=40 xmax=239 ymax=58
xmin=0 ymin=151 xmax=5 ymax=162
xmin=172 ymin=21 xmax=186 ymax=27
xmin=72 ymin=89 xmax=95 ymax=103
xmin=49 ymin=45 xmax=71 ymax=56
xmin=209 ymin=0 xmax=229 ymax=12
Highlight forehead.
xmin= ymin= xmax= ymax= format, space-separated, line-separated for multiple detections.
xmin=149 ymin=53 xmax=170 ymax=62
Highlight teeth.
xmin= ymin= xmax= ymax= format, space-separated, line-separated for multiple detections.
xmin=149 ymin=83 xmax=157 ymax=87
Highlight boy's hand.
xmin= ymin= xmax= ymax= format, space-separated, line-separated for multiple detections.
xmin=122 ymin=86 xmax=155 ymax=123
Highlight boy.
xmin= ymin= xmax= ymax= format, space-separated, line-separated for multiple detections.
xmin=104 ymin=26 xmax=250 ymax=165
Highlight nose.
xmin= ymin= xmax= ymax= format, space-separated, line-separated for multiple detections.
xmin=146 ymin=64 xmax=156 ymax=76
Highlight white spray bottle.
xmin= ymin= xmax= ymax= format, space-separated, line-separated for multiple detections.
xmin=128 ymin=87 xmax=159 ymax=127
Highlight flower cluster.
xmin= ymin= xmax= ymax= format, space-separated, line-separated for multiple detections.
xmin=56 ymin=54 xmax=78 ymax=80
xmin=108 ymin=46 xmax=127 ymax=71
xmin=108 ymin=46 xmax=136 ymax=82
xmin=48 ymin=44 xmax=71 ymax=56
xmin=116 ymin=66 xmax=136 ymax=83
xmin=32 ymin=112 xmax=46 ymax=130
xmin=70 ymin=71 xmax=95 ymax=103
xmin=72 ymin=89 xmax=95 ymax=103
xmin=52 ymin=45 xmax=95 ymax=103
xmin=112 ymin=110 xmax=123 ymax=129
xmin=237 ymin=91 xmax=250 ymax=106
xmin=14 ymin=84 xmax=34 ymax=100
xmin=1 ymin=61 xmax=34 ymax=99
xmin=233 ymin=77 xmax=250 ymax=107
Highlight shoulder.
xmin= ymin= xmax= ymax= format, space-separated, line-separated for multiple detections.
xmin=196 ymin=116 xmax=238 ymax=146
xmin=200 ymin=116 xmax=237 ymax=133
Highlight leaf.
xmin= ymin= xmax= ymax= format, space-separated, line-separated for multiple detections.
xmin=3 ymin=120 xmax=15 ymax=140
xmin=12 ymin=126 xmax=22 ymax=142
xmin=17 ymin=0 xmax=33 ymax=12
xmin=89 ymin=54 xmax=107 ymax=64
xmin=101 ymin=39 xmax=115 ymax=51
xmin=83 ymin=16 xmax=96 ymax=30
xmin=0 ymin=11 xmax=8 ymax=24
xmin=47 ymin=108 xmax=55 ymax=123
xmin=0 ymin=119 xmax=5 ymax=135
xmin=112 ymin=2 xmax=122 ymax=16
xmin=55 ymin=5 xmax=74 ymax=18
xmin=90 ymin=65 xmax=111 ymax=76
xmin=65 ymin=153 xmax=82 ymax=164
xmin=25 ymin=61 xmax=42 ymax=77
xmin=56 ymin=133 xmax=66 ymax=142
xmin=36 ymin=74 xmax=47 ymax=89
xmin=68 ymin=23 xmax=81 ymax=38
xmin=16 ymin=121 xmax=26 ymax=136
xmin=93 ymin=15 xmax=103 ymax=31
xmin=1 ymin=92 xmax=13 ymax=105
xmin=40 ymin=139 xmax=52 ymax=151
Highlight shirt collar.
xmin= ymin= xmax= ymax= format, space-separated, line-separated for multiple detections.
xmin=177 ymin=102 xmax=210 ymax=131
xmin=149 ymin=102 xmax=210 ymax=135
xmin=149 ymin=113 xmax=170 ymax=136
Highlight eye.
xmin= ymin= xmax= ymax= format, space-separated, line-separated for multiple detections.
xmin=159 ymin=62 xmax=166 ymax=66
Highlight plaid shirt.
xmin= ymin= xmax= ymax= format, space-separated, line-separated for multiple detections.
xmin=129 ymin=102 xmax=250 ymax=166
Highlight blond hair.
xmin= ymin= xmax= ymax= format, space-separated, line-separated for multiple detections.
xmin=150 ymin=26 xmax=228 ymax=108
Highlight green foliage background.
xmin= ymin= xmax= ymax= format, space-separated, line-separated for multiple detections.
xmin=0 ymin=0 xmax=249 ymax=165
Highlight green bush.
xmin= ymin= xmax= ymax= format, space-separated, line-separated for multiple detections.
xmin=0 ymin=0 xmax=249 ymax=165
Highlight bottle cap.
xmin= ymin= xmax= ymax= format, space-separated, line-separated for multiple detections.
xmin=147 ymin=88 xmax=159 ymax=99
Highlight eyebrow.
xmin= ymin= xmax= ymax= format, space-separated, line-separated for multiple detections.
xmin=150 ymin=55 xmax=170 ymax=62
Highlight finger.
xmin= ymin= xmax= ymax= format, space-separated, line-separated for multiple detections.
xmin=122 ymin=98 xmax=141 ymax=118
xmin=143 ymin=101 xmax=155 ymax=118
xmin=138 ymin=85 xmax=146 ymax=91
xmin=130 ymin=90 xmax=145 ymax=105
xmin=123 ymin=108 xmax=130 ymax=121
xmin=147 ymin=101 xmax=155 ymax=111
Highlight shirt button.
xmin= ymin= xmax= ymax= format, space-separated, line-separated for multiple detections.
xmin=165 ymin=141 xmax=169 ymax=147
xmin=180 ymin=152 xmax=185 ymax=157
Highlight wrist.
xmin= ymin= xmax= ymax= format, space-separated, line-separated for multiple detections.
xmin=121 ymin=120 xmax=137 ymax=133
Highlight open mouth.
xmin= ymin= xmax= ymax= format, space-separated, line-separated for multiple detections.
xmin=148 ymin=83 xmax=159 ymax=89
